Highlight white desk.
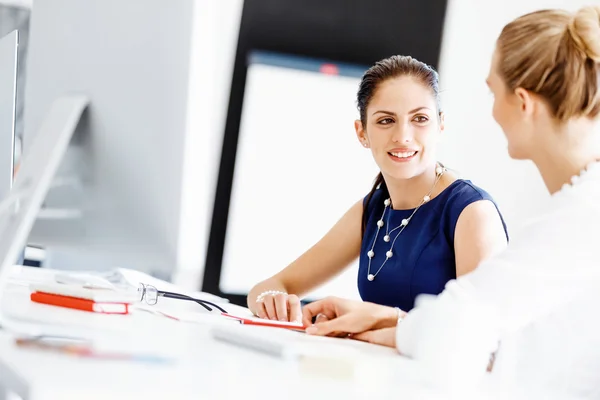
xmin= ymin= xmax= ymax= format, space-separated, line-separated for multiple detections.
xmin=0 ymin=267 xmax=449 ymax=400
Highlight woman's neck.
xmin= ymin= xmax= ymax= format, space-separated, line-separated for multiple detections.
xmin=383 ymin=163 xmax=440 ymax=210
xmin=533 ymin=119 xmax=600 ymax=194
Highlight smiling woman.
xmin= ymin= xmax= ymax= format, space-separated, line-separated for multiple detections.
xmin=248 ymin=55 xmax=510 ymax=323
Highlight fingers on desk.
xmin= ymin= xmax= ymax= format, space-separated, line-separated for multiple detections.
xmin=256 ymin=293 xmax=301 ymax=322
xmin=287 ymin=295 xmax=301 ymax=323
xmin=256 ymin=301 xmax=267 ymax=319
xmin=274 ymin=293 xmax=288 ymax=321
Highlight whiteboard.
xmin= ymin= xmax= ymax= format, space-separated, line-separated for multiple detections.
xmin=219 ymin=52 xmax=378 ymax=301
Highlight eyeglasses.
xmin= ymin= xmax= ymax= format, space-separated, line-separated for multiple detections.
xmin=137 ymin=283 xmax=228 ymax=313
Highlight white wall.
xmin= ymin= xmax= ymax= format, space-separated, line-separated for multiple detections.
xmin=437 ymin=0 xmax=599 ymax=231
xmin=172 ymin=0 xmax=243 ymax=290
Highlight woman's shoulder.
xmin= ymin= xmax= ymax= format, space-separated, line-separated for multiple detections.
xmin=436 ymin=178 xmax=504 ymax=219
xmin=440 ymin=179 xmax=496 ymax=204
xmin=437 ymin=178 xmax=507 ymax=240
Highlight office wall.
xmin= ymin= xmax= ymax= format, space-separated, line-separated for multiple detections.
xmin=172 ymin=0 xmax=243 ymax=289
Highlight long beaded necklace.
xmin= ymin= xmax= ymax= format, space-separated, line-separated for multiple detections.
xmin=366 ymin=165 xmax=446 ymax=281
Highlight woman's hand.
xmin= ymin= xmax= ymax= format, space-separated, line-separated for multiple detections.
xmin=255 ymin=291 xmax=302 ymax=323
xmin=301 ymin=296 xmax=401 ymax=336
xmin=351 ymin=327 xmax=397 ymax=348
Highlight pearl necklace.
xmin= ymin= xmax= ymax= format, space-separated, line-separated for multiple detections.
xmin=559 ymin=160 xmax=600 ymax=192
xmin=366 ymin=165 xmax=446 ymax=282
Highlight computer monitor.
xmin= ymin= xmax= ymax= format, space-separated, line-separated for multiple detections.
xmin=0 ymin=30 xmax=18 ymax=200
xmin=8 ymin=0 xmax=241 ymax=280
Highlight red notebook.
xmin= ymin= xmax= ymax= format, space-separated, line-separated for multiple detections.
xmin=30 ymin=291 xmax=129 ymax=315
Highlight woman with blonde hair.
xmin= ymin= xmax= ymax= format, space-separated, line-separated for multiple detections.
xmin=301 ymin=5 xmax=600 ymax=397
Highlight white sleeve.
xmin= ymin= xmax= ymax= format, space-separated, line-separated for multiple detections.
xmin=396 ymin=208 xmax=600 ymax=382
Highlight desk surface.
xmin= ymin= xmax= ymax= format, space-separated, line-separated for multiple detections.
xmin=0 ymin=267 xmax=449 ymax=400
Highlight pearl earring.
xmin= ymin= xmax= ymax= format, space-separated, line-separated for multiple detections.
xmin=363 ymin=142 xmax=368 ymax=148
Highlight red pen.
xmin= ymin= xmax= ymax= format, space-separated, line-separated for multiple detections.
xmin=221 ymin=313 xmax=307 ymax=331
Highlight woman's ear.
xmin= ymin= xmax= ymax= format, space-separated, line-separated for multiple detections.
xmin=355 ymin=120 xmax=369 ymax=148
xmin=438 ymin=112 xmax=445 ymax=133
xmin=514 ymin=87 xmax=535 ymax=117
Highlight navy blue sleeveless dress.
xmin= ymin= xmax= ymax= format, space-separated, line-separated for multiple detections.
xmin=358 ymin=179 xmax=508 ymax=312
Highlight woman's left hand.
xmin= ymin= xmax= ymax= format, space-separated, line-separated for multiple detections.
xmin=351 ymin=327 xmax=397 ymax=348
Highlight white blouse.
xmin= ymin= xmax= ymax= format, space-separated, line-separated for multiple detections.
xmin=396 ymin=162 xmax=600 ymax=398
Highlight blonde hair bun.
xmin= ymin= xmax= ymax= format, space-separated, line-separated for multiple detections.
xmin=569 ymin=6 xmax=600 ymax=63
xmin=497 ymin=7 xmax=600 ymax=120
